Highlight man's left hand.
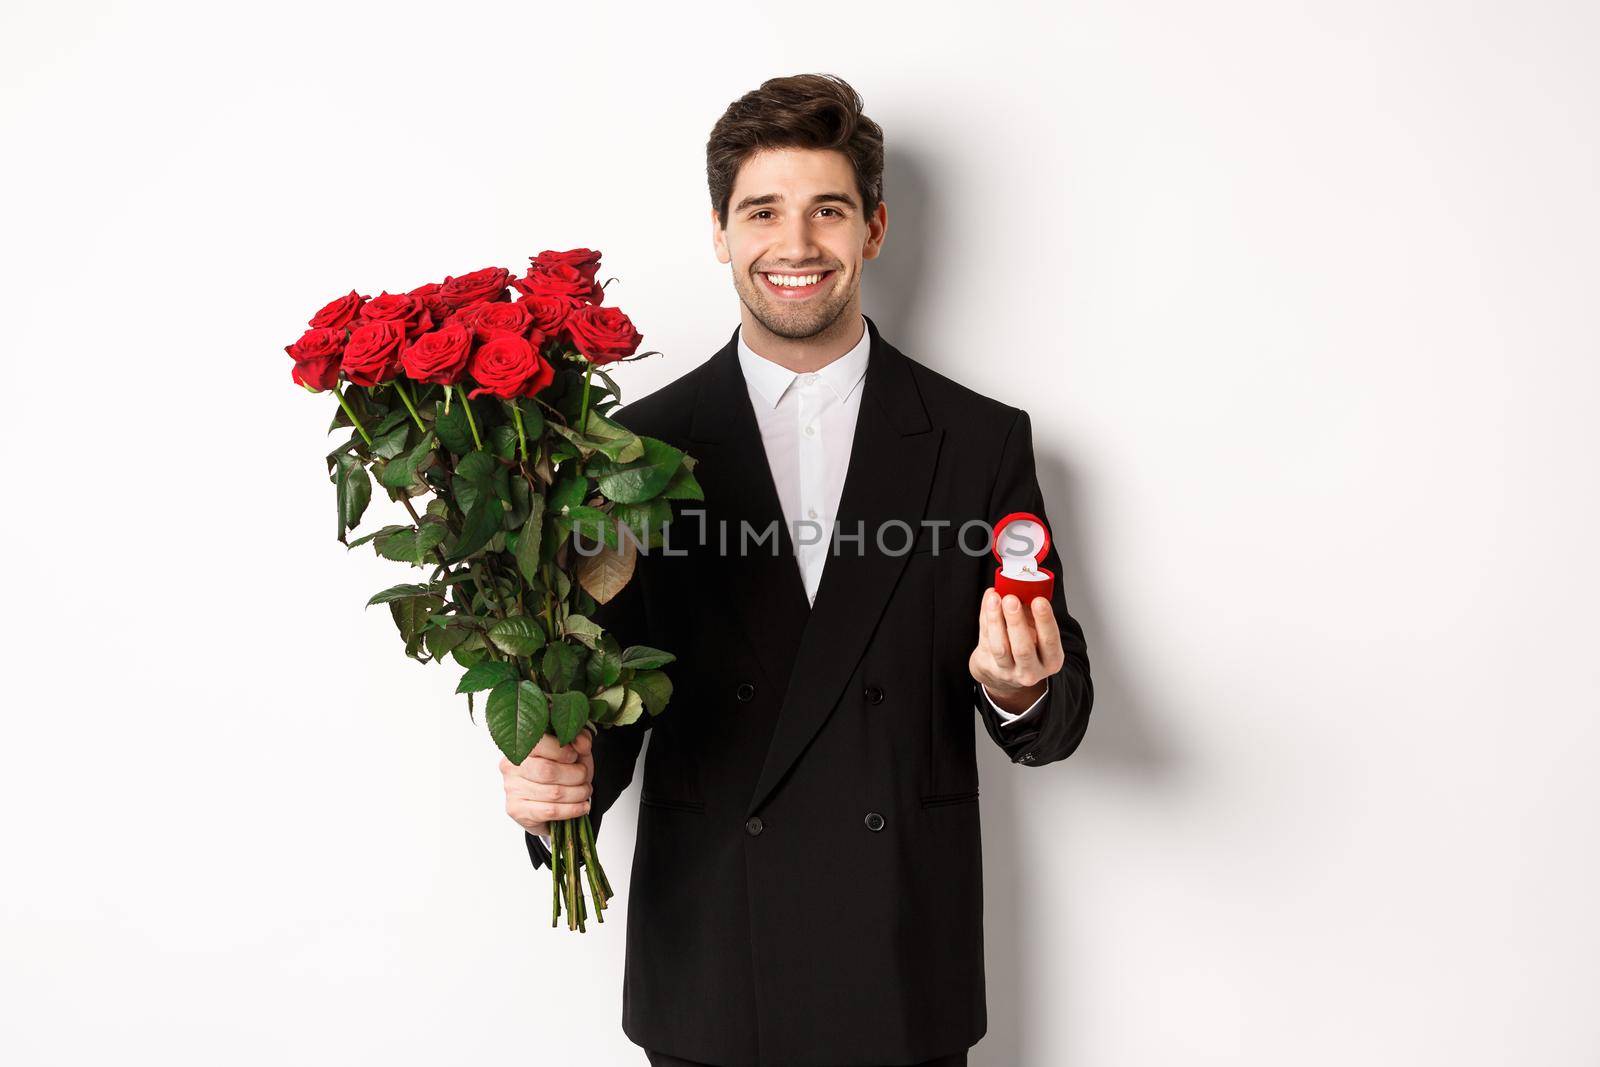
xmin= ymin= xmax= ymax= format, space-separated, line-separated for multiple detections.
xmin=969 ymin=588 xmax=1064 ymax=714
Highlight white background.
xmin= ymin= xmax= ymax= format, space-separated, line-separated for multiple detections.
xmin=4 ymin=2 xmax=1597 ymax=1064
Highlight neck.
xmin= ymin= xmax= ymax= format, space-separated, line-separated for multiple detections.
xmin=737 ymin=302 xmax=866 ymax=374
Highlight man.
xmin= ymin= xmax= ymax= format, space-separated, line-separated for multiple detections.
xmin=499 ymin=73 xmax=1094 ymax=1066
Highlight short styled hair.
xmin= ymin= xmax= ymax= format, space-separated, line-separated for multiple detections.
xmin=706 ymin=73 xmax=885 ymax=228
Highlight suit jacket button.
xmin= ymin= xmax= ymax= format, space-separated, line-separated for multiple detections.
xmin=863 ymin=684 xmax=884 ymax=704
xmin=745 ymin=816 xmax=764 ymax=836
xmin=736 ymin=681 xmax=756 ymax=702
xmin=864 ymin=811 xmax=885 ymax=832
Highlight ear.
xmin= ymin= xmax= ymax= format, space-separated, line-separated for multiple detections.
xmin=862 ymin=200 xmax=888 ymax=261
xmin=711 ymin=208 xmax=731 ymax=264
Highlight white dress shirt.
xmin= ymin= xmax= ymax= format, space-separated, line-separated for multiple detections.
xmin=735 ymin=314 xmax=1048 ymax=726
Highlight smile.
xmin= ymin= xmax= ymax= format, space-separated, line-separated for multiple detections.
xmin=758 ymin=269 xmax=835 ymax=299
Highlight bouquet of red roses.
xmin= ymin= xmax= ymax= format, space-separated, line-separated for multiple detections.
xmin=287 ymin=249 xmax=699 ymax=931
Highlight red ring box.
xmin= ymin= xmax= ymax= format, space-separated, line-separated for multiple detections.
xmin=992 ymin=510 xmax=1055 ymax=606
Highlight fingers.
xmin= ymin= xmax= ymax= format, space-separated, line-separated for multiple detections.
xmin=505 ymin=776 xmax=593 ymax=806
xmin=981 ymin=588 xmax=1014 ymax=667
xmin=531 ymin=733 xmax=581 ymax=764
xmin=1030 ymin=595 xmax=1065 ymax=672
xmin=504 ymin=748 xmax=594 ymax=832
xmin=505 ymin=794 xmax=592 ymax=833
xmin=1002 ymin=593 xmax=1041 ymax=674
xmin=510 ymin=753 xmax=592 ymax=786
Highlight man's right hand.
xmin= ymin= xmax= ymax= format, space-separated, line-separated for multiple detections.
xmin=500 ymin=730 xmax=594 ymax=836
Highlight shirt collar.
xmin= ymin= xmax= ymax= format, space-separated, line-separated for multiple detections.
xmin=736 ymin=314 xmax=871 ymax=409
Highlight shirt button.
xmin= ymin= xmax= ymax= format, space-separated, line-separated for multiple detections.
xmin=746 ymin=816 xmax=764 ymax=836
xmin=863 ymin=684 xmax=885 ymax=704
xmin=864 ymin=812 xmax=885 ymax=832
xmin=807 ymin=507 xmax=818 ymax=519
xmin=803 ymin=424 xmax=816 ymax=437
xmin=736 ymin=681 xmax=756 ymax=702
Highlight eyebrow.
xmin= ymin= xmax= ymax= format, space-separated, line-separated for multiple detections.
xmin=732 ymin=190 xmax=859 ymax=213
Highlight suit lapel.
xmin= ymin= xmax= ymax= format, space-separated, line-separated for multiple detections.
xmin=742 ymin=316 xmax=943 ymax=817
xmin=688 ymin=328 xmax=813 ymax=696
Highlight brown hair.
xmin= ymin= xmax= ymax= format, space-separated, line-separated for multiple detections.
xmin=706 ymin=73 xmax=885 ymax=228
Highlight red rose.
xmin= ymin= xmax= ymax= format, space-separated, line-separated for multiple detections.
xmin=564 ymin=305 xmax=642 ymax=365
xmin=529 ymin=248 xmax=602 ymax=283
xmin=291 ymin=357 xmax=341 ymax=392
xmin=451 ymin=299 xmax=533 ymax=342
xmin=400 ymin=324 xmax=473 ymax=386
xmin=439 ymin=267 xmax=512 ymax=309
xmin=467 ymin=330 xmax=554 ymax=399
xmin=309 ymin=290 xmax=369 ymax=330
xmin=515 ymin=291 xmax=572 ymax=337
xmin=359 ymin=291 xmax=434 ymax=339
xmin=512 ymin=261 xmax=604 ymax=309
xmin=408 ymin=281 xmax=454 ymax=323
xmin=342 ymin=321 xmax=407 ymax=386
xmin=285 ymin=327 xmax=345 ymax=391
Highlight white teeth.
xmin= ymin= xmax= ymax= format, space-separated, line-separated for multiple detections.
xmin=765 ymin=272 xmax=824 ymax=288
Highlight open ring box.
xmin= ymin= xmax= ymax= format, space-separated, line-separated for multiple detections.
xmin=992 ymin=511 xmax=1055 ymax=606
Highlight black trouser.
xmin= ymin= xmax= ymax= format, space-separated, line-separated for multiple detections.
xmin=645 ymin=1050 xmax=967 ymax=1067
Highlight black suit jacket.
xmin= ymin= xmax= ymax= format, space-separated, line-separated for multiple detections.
xmin=526 ymin=315 xmax=1094 ymax=1066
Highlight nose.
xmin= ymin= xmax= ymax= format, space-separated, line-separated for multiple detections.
xmin=771 ymin=212 xmax=825 ymax=267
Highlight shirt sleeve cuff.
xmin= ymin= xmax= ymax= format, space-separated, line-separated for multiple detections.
xmin=980 ymin=678 xmax=1050 ymax=726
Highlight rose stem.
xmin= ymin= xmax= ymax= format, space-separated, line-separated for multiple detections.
xmin=332 ymin=383 xmax=374 ymax=446
xmin=577 ymin=813 xmax=608 ymax=914
xmin=392 ymin=379 xmax=427 ymax=434
xmin=563 ymin=816 xmax=582 ymax=931
xmin=578 ymin=361 xmax=593 ymax=430
xmin=583 ymin=812 xmax=613 ymax=899
xmin=511 ymin=402 xmax=528 ymax=462
xmin=551 ymin=820 xmax=564 ymax=927
xmin=454 ymin=386 xmax=484 ymax=450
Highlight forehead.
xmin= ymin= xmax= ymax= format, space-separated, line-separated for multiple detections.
xmin=730 ymin=146 xmax=857 ymax=200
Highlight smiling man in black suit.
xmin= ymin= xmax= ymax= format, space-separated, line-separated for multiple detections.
xmin=500 ymin=73 xmax=1094 ymax=1067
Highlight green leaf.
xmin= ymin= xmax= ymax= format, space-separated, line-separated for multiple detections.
xmin=548 ymin=690 xmax=590 ymax=746
xmin=453 ymin=645 xmax=488 ymax=670
xmin=378 ymin=430 xmax=437 ymax=490
xmin=333 ymin=454 xmax=371 ymax=543
xmin=423 ymin=626 xmax=470 ymax=662
xmin=445 ymin=498 xmax=503 ymax=563
xmin=620 ymin=645 xmax=677 ymax=670
xmin=452 ymin=450 xmax=510 ymax=513
xmin=456 ymin=659 xmax=518 ymax=694
xmin=541 ymin=642 xmax=581 ymax=692
xmin=582 ymin=411 xmax=644 ymax=462
xmin=629 ymin=670 xmax=673 ymax=717
xmin=366 ymin=582 xmax=441 ymax=607
xmin=592 ymin=684 xmax=642 ymax=726
xmin=592 ymin=437 xmax=684 ymax=504
xmin=567 ymin=505 xmax=619 ymax=549
xmin=585 ymin=642 xmax=622 ymax=691
xmin=391 ymin=595 xmax=444 ymax=657
xmin=371 ymin=421 xmax=410 ymax=460
xmin=563 ymin=614 xmax=604 ymax=648
xmin=548 ymin=472 xmax=587 ymax=515
xmin=434 ymin=400 xmax=477 ymax=456
xmin=375 ymin=520 xmax=448 ymax=565
xmin=514 ymin=398 xmax=544 ymax=438
xmin=515 ymin=495 xmax=545 ymax=585
xmin=661 ymin=463 xmax=705 ymax=501
xmin=489 ymin=616 xmax=546 ymax=657
xmin=616 ymin=500 xmax=672 ymax=550
xmin=486 ymin=680 xmax=549 ymax=764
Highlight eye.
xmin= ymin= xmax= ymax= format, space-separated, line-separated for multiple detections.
xmin=817 ymin=207 xmax=844 ymax=218
xmin=751 ymin=210 xmax=775 ymax=221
